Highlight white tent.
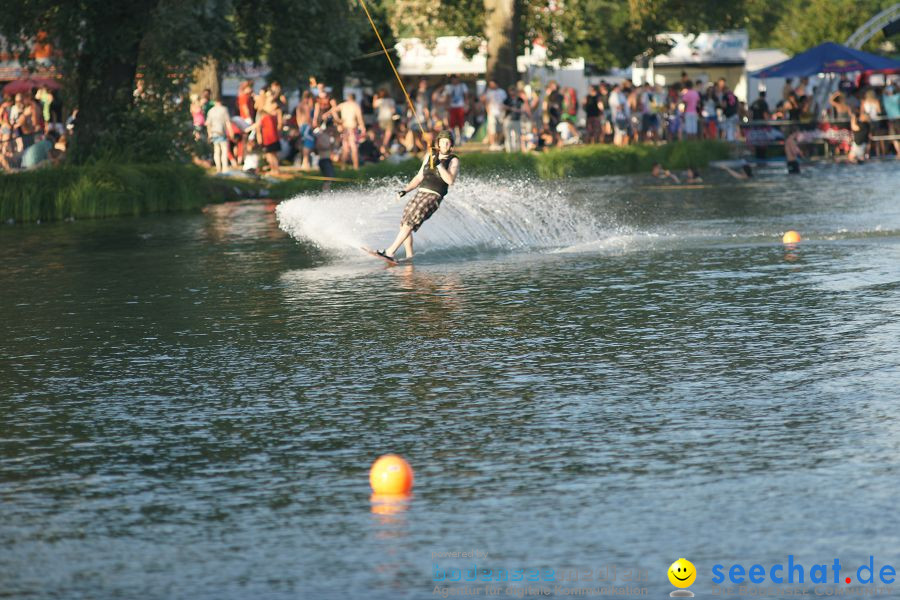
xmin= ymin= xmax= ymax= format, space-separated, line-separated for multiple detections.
xmin=745 ymin=48 xmax=791 ymax=106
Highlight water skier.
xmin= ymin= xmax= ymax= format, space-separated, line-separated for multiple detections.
xmin=375 ymin=130 xmax=459 ymax=262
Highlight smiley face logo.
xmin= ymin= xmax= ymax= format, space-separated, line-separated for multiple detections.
xmin=668 ymin=558 xmax=697 ymax=588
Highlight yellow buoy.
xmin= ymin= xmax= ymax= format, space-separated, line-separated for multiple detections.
xmin=782 ymin=230 xmax=801 ymax=244
xmin=369 ymin=454 xmax=414 ymax=495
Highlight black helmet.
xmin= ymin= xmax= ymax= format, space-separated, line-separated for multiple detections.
xmin=435 ymin=130 xmax=454 ymax=145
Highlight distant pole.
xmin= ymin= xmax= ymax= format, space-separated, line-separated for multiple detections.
xmin=484 ymin=0 xmax=519 ymax=88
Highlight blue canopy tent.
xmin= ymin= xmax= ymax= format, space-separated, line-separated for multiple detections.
xmin=751 ymin=41 xmax=900 ymax=78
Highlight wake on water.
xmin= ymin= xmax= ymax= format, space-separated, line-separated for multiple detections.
xmin=275 ymin=178 xmax=628 ymax=262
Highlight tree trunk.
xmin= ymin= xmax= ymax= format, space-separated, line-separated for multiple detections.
xmin=190 ymin=58 xmax=220 ymax=100
xmin=70 ymin=1 xmax=156 ymax=163
xmin=484 ymin=0 xmax=518 ymax=88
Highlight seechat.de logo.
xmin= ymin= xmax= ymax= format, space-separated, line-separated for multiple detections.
xmin=711 ymin=556 xmax=897 ymax=586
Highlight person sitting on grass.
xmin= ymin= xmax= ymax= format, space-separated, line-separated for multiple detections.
xmin=21 ymin=130 xmax=61 ymax=170
xmin=242 ymin=138 xmax=261 ymax=176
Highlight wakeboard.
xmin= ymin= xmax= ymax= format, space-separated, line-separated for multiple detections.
xmin=361 ymin=247 xmax=406 ymax=266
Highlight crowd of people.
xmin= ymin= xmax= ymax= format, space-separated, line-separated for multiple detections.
xmin=2 ymin=69 xmax=897 ymax=176
xmin=0 ymin=88 xmax=69 ymax=172
xmin=189 ymin=71 xmax=897 ymax=180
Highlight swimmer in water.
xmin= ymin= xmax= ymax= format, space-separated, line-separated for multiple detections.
xmin=717 ymin=162 xmax=754 ymax=180
xmin=684 ymin=166 xmax=703 ymax=184
xmin=376 ymin=130 xmax=460 ymax=262
xmin=785 ymin=129 xmax=804 ymax=174
xmin=651 ymin=162 xmax=680 ymax=183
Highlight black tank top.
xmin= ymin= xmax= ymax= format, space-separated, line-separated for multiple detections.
xmin=853 ymin=121 xmax=870 ymax=145
xmin=420 ymin=152 xmax=458 ymax=197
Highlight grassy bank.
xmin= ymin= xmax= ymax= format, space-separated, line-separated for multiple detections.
xmin=270 ymin=139 xmax=732 ymax=198
xmin=2 ymin=140 xmax=730 ymax=223
xmin=0 ymin=162 xmax=266 ymax=223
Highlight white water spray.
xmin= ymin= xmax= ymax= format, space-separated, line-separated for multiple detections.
xmin=275 ymin=178 xmax=619 ymax=259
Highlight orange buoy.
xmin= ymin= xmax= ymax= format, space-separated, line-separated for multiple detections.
xmin=369 ymin=454 xmax=414 ymax=495
xmin=782 ymin=230 xmax=801 ymax=244
xmin=370 ymin=494 xmax=410 ymax=515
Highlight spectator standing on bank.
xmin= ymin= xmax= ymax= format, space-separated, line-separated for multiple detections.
xmin=721 ymin=85 xmax=739 ymax=141
xmin=409 ymin=79 xmax=432 ymax=152
xmin=236 ymin=81 xmax=255 ymax=124
xmin=597 ymin=82 xmax=611 ymax=142
xmin=561 ymin=86 xmax=578 ymax=128
xmin=838 ymin=74 xmax=855 ymax=99
xmin=445 ymin=75 xmax=468 ymax=144
xmin=750 ymin=91 xmax=769 ymax=121
xmin=200 ymin=89 xmax=214 ymax=117
xmin=881 ymin=85 xmax=900 ymax=158
xmin=584 ymin=85 xmax=602 ymax=143
xmin=257 ymin=93 xmax=282 ymax=175
xmin=0 ymin=98 xmax=13 ymax=156
xmin=206 ymin=96 xmax=231 ymax=173
xmin=313 ymin=82 xmax=337 ymax=127
xmin=336 ymin=92 xmax=365 ymax=170
xmin=681 ymin=80 xmax=700 ymax=139
xmin=502 ymin=84 xmax=525 ymax=152
xmin=16 ymin=98 xmax=40 ymax=150
xmin=482 ymin=80 xmax=507 ymax=151
xmin=702 ymin=86 xmax=718 ymax=139
xmin=543 ymin=80 xmax=562 ymax=131
xmin=431 ymin=82 xmax=449 ymax=129
xmin=608 ymin=82 xmax=629 ymax=146
xmin=9 ymin=94 xmax=25 ymax=152
xmin=849 ymin=109 xmax=870 ymax=164
xmin=522 ymin=83 xmax=540 ymax=138
xmin=373 ymin=89 xmax=396 ymax=154
xmin=35 ymin=86 xmax=54 ymax=128
xmin=295 ymin=91 xmax=316 ymax=170
xmin=861 ymin=89 xmax=884 ymax=156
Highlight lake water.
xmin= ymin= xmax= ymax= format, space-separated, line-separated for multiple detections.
xmin=2 ymin=160 xmax=900 ymax=599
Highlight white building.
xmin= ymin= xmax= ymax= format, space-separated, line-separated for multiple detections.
xmin=632 ymin=30 xmax=750 ymax=99
xmin=395 ymin=36 xmax=592 ymax=97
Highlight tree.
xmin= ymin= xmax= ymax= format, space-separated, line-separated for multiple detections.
xmin=771 ymin=0 xmax=897 ymax=54
xmin=0 ymin=0 xmax=366 ymax=163
xmin=484 ymin=0 xmax=519 ymax=86
xmin=385 ymin=0 xmax=789 ymax=82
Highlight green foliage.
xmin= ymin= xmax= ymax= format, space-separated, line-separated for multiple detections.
xmin=0 ymin=163 xmax=209 ymax=223
xmin=385 ymin=1 xmax=897 ymax=69
xmin=771 ymin=0 xmax=897 ymax=54
xmin=383 ymin=1 xmax=822 ymax=72
xmin=0 ymin=0 xmax=368 ymax=164
xmin=742 ymin=0 xmax=786 ymax=49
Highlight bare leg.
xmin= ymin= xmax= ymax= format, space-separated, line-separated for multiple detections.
xmin=385 ymin=224 xmax=413 ymax=257
xmin=301 ymin=147 xmax=311 ymax=170
xmin=403 ymin=234 xmax=414 ymax=259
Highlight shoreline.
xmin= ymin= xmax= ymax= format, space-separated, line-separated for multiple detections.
xmin=1 ymin=141 xmax=731 ymax=224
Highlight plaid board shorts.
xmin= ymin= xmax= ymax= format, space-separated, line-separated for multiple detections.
xmin=401 ymin=190 xmax=443 ymax=232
